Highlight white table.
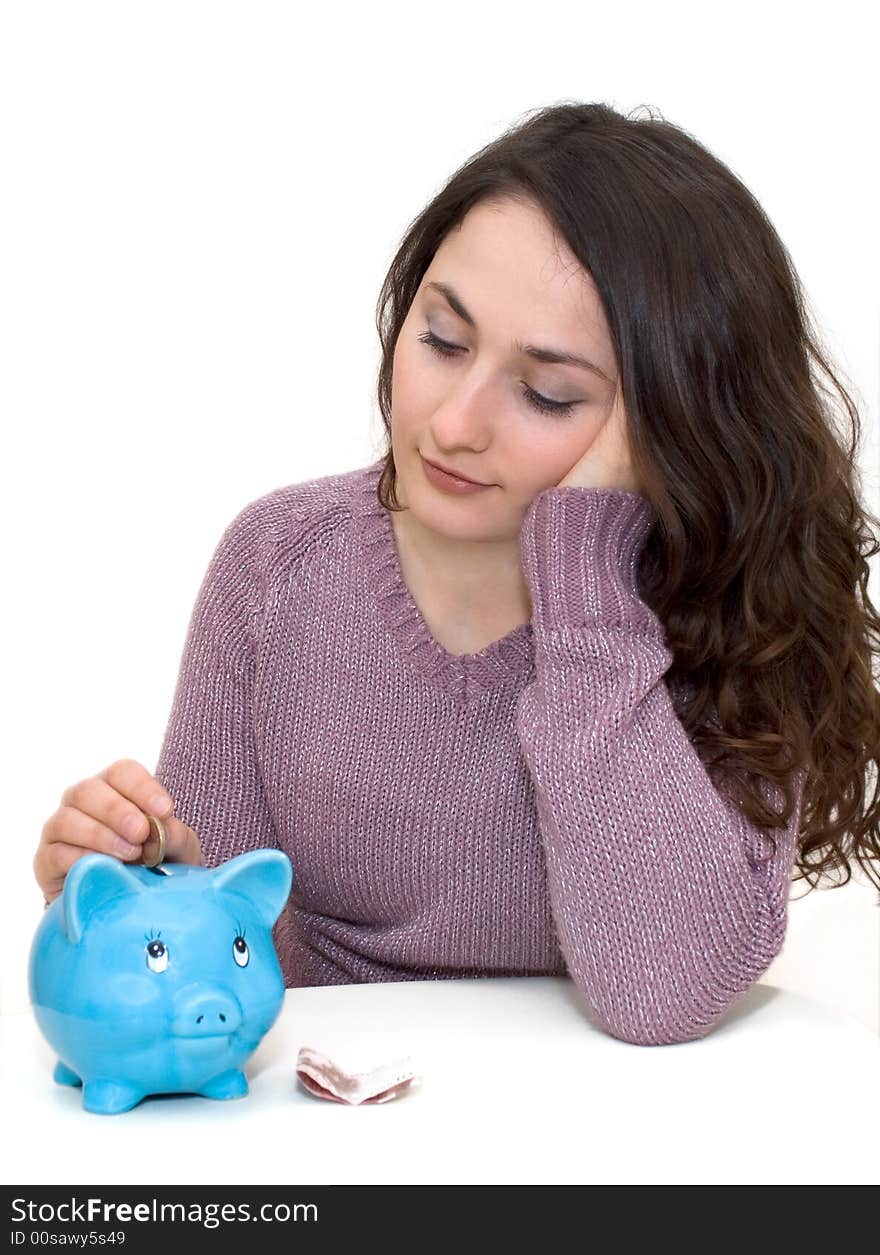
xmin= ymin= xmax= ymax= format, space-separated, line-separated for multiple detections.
xmin=2 ymin=976 xmax=877 ymax=1185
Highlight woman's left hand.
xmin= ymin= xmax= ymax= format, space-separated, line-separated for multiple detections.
xmin=556 ymin=388 xmax=642 ymax=493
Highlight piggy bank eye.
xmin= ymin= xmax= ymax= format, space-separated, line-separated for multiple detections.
xmin=233 ymin=935 xmax=249 ymax=968
xmin=145 ymin=940 xmax=168 ymax=973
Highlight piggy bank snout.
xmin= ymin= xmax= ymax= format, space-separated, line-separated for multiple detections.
xmin=171 ymin=983 xmax=244 ymax=1039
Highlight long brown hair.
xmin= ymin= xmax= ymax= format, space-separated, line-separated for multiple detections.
xmin=371 ymin=100 xmax=880 ymax=897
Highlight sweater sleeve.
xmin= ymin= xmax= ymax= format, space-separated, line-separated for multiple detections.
xmin=152 ymin=499 xmax=280 ymax=870
xmin=515 ymin=486 xmax=805 ymax=1046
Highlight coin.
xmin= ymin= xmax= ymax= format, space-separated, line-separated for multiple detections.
xmin=139 ymin=814 xmax=166 ymax=868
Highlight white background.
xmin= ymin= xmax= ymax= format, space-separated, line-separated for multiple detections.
xmin=1 ymin=1 xmax=877 ymax=1030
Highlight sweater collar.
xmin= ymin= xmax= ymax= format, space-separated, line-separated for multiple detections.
xmin=353 ymin=459 xmax=534 ymax=701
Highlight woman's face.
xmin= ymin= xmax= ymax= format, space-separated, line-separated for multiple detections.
xmin=390 ymin=195 xmax=621 ymax=541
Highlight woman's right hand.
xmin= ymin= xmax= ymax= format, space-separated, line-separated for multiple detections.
xmin=34 ymin=758 xmax=203 ymax=906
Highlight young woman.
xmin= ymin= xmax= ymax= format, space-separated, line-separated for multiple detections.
xmin=34 ymin=101 xmax=880 ymax=1045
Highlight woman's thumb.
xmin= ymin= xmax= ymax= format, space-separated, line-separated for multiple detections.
xmin=144 ymin=813 xmax=202 ymax=867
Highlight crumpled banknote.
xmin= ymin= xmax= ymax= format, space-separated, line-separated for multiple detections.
xmin=295 ymin=1045 xmax=422 ymax=1105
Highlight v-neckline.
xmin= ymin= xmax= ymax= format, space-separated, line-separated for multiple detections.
xmin=353 ymin=459 xmax=534 ymax=700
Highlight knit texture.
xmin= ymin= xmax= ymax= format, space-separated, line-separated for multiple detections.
xmin=154 ymin=458 xmax=805 ymax=1046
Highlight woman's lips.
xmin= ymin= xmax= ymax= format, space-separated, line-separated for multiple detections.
xmin=420 ymin=455 xmax=494 ymax=494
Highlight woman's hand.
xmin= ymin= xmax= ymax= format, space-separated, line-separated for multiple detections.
xmin=556 ymin=387 xmax=642 ymax=494
xmin=35 ymin=759 xmax=203 ymax=906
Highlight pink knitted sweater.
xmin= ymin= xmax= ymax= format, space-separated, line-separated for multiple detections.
xmin=154 ymin=458 xmax=804 ymax=1045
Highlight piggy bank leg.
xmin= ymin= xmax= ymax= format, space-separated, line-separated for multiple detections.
xmin=53 ymin=1060 xmax=82 ymax=1087
xmin=198 ymin=1068 xmax=249 ymax=1101
xmin=82 ymin=1078 xmax=146 ymax=1115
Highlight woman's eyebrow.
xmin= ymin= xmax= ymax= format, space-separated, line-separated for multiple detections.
xmin=424 ymin=280 xmax=615 ymax=385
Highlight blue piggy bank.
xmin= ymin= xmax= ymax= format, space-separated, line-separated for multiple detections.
xmin=28 ymin=849 xmax=293 ymax=1115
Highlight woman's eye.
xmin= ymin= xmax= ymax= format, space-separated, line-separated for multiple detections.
xmin=416 ymin=328 xmax=578 ymax=418
xmin=417 ymin=328 xmax=461 ymax=359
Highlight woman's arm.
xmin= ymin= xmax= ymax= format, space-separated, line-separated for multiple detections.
xmin=153 ymin=500 xmax=280 ymax=869
xmin=516 ymin=486 xmax=804 ymax=1046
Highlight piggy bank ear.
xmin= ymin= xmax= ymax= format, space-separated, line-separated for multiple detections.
xmin=62 ymin=853 xmax=147 ymax=946
xmin=209 ymin=850 xmax=293 ymax=927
